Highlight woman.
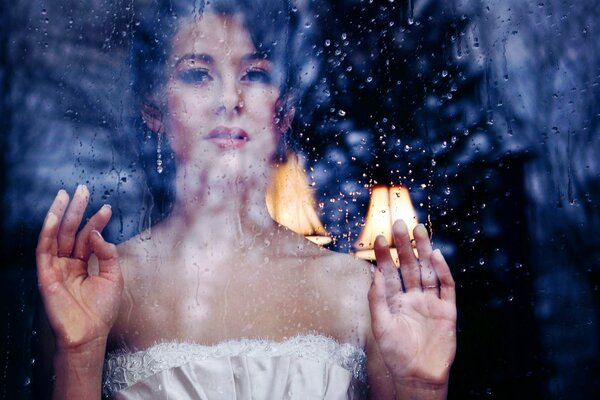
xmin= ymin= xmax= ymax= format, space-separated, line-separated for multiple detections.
xmin=35 ymin=1 xmax=456 ymax=398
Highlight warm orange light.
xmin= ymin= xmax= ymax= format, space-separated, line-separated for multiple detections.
xmin=266 ymin=153 xmax=332 ymax=245
xmin=354 ymin=185 xmax=419 ymax=261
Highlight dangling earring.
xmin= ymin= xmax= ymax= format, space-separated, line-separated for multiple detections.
xmin=156 ymin=133 xmax=163 ymax=174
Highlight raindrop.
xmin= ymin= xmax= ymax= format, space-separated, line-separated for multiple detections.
xmin=24 ymin=377 xmax=31 ymax=386
xmin=338 ymin=109 xmax=346 ymax=116
xmin=479 ymin=258 xmax=485 ymax=265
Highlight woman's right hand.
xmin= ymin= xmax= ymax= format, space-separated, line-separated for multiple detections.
xmin=36 ymin=185 xmax=123 ymax=352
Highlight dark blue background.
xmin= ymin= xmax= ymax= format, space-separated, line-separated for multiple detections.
xmin=1 ymin=1 xmax=598 ymax=398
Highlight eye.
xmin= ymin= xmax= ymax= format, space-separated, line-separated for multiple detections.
xmin=242 ymin=67 xmax=273 ymax=84
xmin=177 ymin=68 xmax=213 ymax=84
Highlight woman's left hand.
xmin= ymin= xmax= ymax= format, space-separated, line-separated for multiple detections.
xmin=368 ymin=220 xmax=456 ymax=394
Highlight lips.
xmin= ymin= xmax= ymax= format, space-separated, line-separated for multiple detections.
xmin=205 ymin=126 xmax=249 ymax=149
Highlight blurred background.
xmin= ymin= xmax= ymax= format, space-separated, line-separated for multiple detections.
xmin=1 ymin=0 xmax=598 ymax=398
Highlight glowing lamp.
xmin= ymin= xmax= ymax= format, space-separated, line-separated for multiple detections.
xmin=266 ymin=153 xmax=332 ymax=245
xmin=354 ymin=185 xmax=419 ymax=261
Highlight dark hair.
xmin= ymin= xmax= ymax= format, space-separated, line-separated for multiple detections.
xmin=131 ymin=0 xmax=317 ymax=115
xmin=130 ymin=0 xmax=317 ymax=223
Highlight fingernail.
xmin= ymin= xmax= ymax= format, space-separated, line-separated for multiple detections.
xmin=91 ymin=230 xmax=103 ymax=239
xmin=46 ymin=211 xmax=57 ymax=225
xmin=375 ymin=235 xmax=387 ymax=247
xmin=102 ymin=204 xmax=112 ymax=210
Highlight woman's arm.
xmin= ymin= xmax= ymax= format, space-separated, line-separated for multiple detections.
xmin=35 ymin=186 xmax=123 ymax=400
xmin=367 ymin=220 xmax=457 ymax=400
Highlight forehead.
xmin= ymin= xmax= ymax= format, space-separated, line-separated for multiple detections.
xmin=170 ymin=13 xmax=257 ymax=62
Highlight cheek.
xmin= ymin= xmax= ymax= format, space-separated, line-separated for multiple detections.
xmin=165 ymin=89 xmax=213 ymax=145
xmin=246 ymin=89 xmax=281 ymax=127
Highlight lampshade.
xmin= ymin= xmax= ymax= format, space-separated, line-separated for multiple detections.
xmin=353 ymin=185 xmax=419 ymax=261
xmin=266 ymin=153 xmax=332 ymax=245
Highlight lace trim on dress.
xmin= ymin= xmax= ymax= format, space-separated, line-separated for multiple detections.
xmin=102 ymin=334 xmax=367 ymax=397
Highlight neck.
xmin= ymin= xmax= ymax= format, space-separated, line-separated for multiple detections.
xmin=163 ymin=164 xmax=277 ymax=248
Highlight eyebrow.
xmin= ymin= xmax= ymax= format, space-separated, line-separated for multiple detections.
xmin=174 ymin=53 xmax=214 ymax=68
xmin=241 ymin=52 xmax=270 ymax=62
xmin=173 ymin=52 xmax=271 ymax=68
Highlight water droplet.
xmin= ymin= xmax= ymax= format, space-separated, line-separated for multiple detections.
xmin=24 ymin=377 xmax=31 ymax=386
xmin=479 ymin=258 xmax=485 ymax=265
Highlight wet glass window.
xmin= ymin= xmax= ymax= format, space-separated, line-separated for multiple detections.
xmin=1 ymin=0 xmax=598 ymax=398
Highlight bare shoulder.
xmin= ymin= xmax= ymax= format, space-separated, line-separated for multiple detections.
xmin=299 ymin=244 xmax=373 ymax=345
xmin=310 ymin=247 xmax=372 ymax=290
xmin=113 ymin=228 xmax=166 ymax=274
xmin=116 ymin=229 xmax=156 ymax=258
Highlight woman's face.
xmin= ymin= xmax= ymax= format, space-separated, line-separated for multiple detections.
xmin=152 ymin=13 xmax=287 ymax=182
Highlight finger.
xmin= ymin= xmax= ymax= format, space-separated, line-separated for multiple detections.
xmin=73 ymin=204 xmax=112 ymax=261
xmin=392 ymin=219 xmax=421 ymax=291
xmin=431 ymin=249 xmax=455 ymax=303
xmin=90 ymin=230 xmax=122 ymax=287
xmin=367 ymin=268 xmax=392 ymax=339
xmin=413 ymin=224 xmax=436 ymax=289
xmin=57 ymin=185 xmax=89 ymax=257
xmin=374 ymin=235 xmax=402 ymax=297
xmin=36 ymin=190 xmax=70 ymax=259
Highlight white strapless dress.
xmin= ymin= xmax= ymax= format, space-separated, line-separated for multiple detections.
xmin=103 ymin=334 xmax=368 ymax=399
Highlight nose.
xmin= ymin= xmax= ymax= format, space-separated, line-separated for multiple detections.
xmin=218 ymin=76 xmax=243 ymax=116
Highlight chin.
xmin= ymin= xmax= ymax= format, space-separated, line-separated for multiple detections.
xmin=205 ymin=155 xmax=270 ymax=186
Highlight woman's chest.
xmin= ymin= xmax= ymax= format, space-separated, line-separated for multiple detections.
xmin=110 ymin=258 xmax=350 ymax=350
